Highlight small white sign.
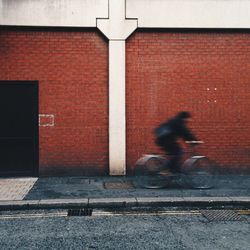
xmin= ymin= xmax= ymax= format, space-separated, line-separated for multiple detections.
xmin=39 ymin=114 xmax=55 ymax=127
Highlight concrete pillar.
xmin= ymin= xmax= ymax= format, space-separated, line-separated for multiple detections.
xmin=108 ymin=41 xmax=126 ymax=175
xmin=97 ymin=0 xmax=137 ymax=175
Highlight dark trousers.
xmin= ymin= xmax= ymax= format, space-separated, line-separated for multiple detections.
xmin=163 ymin=143 xmax=183 ymax=173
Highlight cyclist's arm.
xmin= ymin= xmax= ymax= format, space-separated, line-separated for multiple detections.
xmin=179 ymin=123 xmax=198 ymax=142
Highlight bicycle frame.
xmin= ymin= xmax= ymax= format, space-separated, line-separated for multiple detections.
xmin=134 ymin=141 xmax=214 ymax=189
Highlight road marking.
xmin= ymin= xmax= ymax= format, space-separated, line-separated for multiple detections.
xmin=0 ymin=210 xmax=201 ymax=219
xmin=0 ymin=212 xmax=67 ymax=220
xmin=0 ymin=210 xmax=248 ymax=219
xmin=238 ymin=210 xmax=250 ymax=215
xmin=91 ymin=211 xmax=201 ymax=216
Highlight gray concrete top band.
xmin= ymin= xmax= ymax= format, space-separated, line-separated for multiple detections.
xmin=1 ymin=0 xmax=250 ymax=29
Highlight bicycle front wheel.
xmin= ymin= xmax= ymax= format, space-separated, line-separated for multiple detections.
xmin=182 ymin=156 xmax=215 ymax=189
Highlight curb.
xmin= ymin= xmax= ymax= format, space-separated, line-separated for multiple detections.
xmin=0 ymin=197 xmax=249 ymax=211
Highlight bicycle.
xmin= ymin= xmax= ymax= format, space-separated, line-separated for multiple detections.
xmin=134 ymin=141 xmax=216 ymax=189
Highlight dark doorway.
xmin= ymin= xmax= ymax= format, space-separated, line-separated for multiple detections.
xmin=0 ymin=81 xmax=38 ymax=176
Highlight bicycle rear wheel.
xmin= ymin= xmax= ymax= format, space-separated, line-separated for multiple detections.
xmin=182 ymin=156 xmax=215 ymax=189
xmin=134 ymin=155 xmax=168 ymax=188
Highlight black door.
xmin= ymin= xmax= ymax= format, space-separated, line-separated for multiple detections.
xmin=0 ymin=81 xmax=38 ymax=176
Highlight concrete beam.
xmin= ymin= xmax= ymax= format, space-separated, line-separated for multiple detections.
xmin=127 ymin=0 xmax=250 ymax=28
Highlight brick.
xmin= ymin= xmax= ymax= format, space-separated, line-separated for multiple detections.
xmin=126 ymin=31 xmax=250 ymax=174
xmin=0 ymin=28 xmax=108 ymax=176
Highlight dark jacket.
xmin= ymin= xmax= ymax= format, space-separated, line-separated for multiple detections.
xmin=156 ymin=116 xmax=197 ymax=149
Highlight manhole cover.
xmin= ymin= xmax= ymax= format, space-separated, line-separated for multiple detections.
xmin=103 ymin=181 xmax=134 ymax=189
xmin=201 ymin=210 xmax=245 ymax=222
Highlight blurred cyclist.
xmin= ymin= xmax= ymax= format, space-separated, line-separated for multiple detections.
xmin=155 ymin=111 xmax=198 ymax=173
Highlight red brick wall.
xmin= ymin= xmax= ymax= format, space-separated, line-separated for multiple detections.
xmin=126 ymin=31 xmax=250 ymax=174
xmin=0 ymin=28 xmax=108 ymax=176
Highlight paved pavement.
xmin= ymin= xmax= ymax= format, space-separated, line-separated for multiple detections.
xmin=0 ymin=178 xmax=37 ymax=200
xmin=0 ymin=175 xmax=249 ymax=210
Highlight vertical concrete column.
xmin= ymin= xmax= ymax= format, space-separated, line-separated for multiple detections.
xmin=109 ymin=40 xmax=126 ymax=175
xmin=97 ymin=0 xmax=137 ymax=175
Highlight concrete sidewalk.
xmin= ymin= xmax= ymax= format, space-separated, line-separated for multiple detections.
xmin=0 ymin=175 xmax=249 ymax=210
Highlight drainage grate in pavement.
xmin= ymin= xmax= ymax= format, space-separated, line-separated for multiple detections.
xmin=67 ymin=208 xmax=93 ymax=217
xmin=200 ymin=210 xmax=245 ymax=222
xmin=103 ymin=181 xmax=135 ymax=189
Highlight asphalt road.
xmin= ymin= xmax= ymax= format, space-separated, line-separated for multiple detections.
xmin=0 ymin=208 xmax=249 ymax=250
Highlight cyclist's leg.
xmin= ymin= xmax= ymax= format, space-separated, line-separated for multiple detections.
xmin=167 ymin=144 xmax=183 ymax=173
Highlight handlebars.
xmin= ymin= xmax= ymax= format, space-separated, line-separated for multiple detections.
xmin=185 ymin=141 xmax=204 ymax=144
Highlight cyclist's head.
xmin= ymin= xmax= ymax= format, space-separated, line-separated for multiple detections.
xmin=178 ymin=111 xmax=191 ymax=120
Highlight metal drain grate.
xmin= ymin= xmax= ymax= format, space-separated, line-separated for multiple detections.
xmin=67 ymin=208 xmax=93 ymax=216
xmin=103 ymin=181 xmax=134 ymax=189
xmin=201 ymin=210 xmax=245 ymax=222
